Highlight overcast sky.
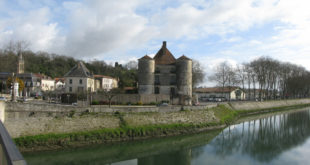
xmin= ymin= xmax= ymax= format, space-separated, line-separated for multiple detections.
xmin=1 ymin=0 xmax=310 ymax=84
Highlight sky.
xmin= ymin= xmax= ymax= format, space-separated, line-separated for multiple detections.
xmin=1 ymin=0 xmax=310 ymax=85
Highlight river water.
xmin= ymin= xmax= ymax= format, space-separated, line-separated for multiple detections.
xmin=24 ymin=108 xmax=310 ymax=165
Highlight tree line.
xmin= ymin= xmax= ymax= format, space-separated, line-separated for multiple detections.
xmin=0 ymin=41 xmax=205 ymax=90
xmin=0 ymin=47 xmax=138 ymax=89
xmin=209 ymin=56 xmax=310 ymax=100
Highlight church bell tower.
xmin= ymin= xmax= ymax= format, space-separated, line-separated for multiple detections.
xmin=17 ymin=51 xmax=24 ymax=74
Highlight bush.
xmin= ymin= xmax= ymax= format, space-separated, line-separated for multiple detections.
xmin=92 ymin=100 xmax=99 ymax=105
xmin=137 ymin=101 xmax=143 ymax=105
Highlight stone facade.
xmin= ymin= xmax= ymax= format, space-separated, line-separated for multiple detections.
xmin=138 ymin=41 xmax=192 ymax=105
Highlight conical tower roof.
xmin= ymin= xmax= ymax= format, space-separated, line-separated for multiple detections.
xmin=153 ymin=41 xmax=176 ymax=65
xmin=139 ymin=55 xmax=153 ymax=60
xmin=177 ymin=55 xmax=191 ymax=61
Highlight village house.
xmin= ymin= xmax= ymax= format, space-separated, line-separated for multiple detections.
xmin=0 ymin=72 xmax=42 ymax=97
xmin=36 ymin=74 xmax=55 ymax=91
xmin=54 ymin=78 xmax=65 ymax=91
xmin=94 ymin=75 xmax=118 ymax=91
xmin=64 ymin=61 xmax=95 ymax=93
xmin=195 ymin=87 xmax=246 ymax=101
xmin=64 ymin=61 xmax=118 ymax=94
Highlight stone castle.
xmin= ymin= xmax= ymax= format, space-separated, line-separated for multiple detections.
xmin=138 ymin=41 xmax=192 ymax=105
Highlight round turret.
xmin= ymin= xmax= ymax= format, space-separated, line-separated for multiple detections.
xmin=176 ymin=55 xmax=192 ymax=105
xmin=138 ymin=55 xmax=155 ymax=94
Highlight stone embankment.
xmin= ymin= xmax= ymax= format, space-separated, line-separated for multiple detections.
xmin=0 ymin=98 xmax=310 ymax=150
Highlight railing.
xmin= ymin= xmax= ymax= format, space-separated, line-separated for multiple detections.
xmin=0 ymin=121 xmax=27 ymax=165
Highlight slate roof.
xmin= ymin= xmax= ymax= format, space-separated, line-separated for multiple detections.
xmin=177 ymin=55 xmax=191 ymax=61
xmin=139 ymin=55 xmax=153 ymax=60
xmin=153 ymin=41 xmax=176 ymax=65
xmin=64 ymin=61 xmax=93 ymax=78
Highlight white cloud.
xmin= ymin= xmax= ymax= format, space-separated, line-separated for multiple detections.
xmin=0 ymin=7 xmax=60 ymax=51
xmin=0 ymin=0 xmax=310 ymax=71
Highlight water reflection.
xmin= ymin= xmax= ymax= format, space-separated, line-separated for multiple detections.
xmin=24 ymin=108 xmax=310 ymax=165
xmin=210 ymin=109 xmax=310 ymax=163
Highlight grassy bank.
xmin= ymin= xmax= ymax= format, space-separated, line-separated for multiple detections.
xmin=14 ymin=103 xmax=310 ymax=152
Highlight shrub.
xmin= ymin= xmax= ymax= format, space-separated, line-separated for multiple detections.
xmin=92 ymin=100 xmax=99 ymax=105
xmin=137 ymin=101 xmax=143 ymax=105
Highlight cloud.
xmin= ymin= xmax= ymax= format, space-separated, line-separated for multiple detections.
xmin=0 ymin=0 xmax=310 ymax=71
xmin=0 ymin=6 xmax=60 ymax=51
xmin=59 ymin=0 xmax=156 ymax=58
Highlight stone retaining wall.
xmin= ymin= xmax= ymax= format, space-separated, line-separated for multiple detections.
xmin=230 ymin=99 xmax=310 ymax=110
xmin=2 ymin=99 xmax=310 ymax=138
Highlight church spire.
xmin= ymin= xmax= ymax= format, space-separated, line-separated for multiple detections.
xmin=17 ymin=51 xmax=24 ymax=74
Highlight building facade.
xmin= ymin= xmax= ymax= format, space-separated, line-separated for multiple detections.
xmin=55 ymin=78 xmax=65 ymax=91
xmin=195 ymin=87 xmax=246 ymax=101
xmin=138 ymin=41 xmax=192 ymax=105
xmin=94 ymin=75 xmax=118 ymax=91
xmin=64 ymin=62 xmax=95 ymax=93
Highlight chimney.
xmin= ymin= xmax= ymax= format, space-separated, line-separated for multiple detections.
xmin=163 ymin=41 xmax=166 ymax=48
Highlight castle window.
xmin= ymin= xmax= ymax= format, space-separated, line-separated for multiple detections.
xmin=155 ymin=75 xmax=160 ymax=85
xmin=170 ymin=87 xmax=175 ymax=95
xmin=79 ymin=79 xmax=83 ymax=84
xmin=170 ymin=75 xmax=176 ymax=85
xmin=69 ymin=79 xmax=72 ymax=84
xmin=155 ymin=67 xmax=160 ymax=73
xmin=155 ymin=87 xmax=160 ymax=94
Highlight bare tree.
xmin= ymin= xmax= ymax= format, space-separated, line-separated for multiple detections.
xmin=209 ymin=61 xmax=231 ymax=98
xmin=192 ymin=60 xmax=205 ymax=88
xmin=99 ymin=88 xmax=123 ymax=107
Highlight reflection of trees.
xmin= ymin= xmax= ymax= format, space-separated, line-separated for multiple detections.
xmin=211 ymin=110 xmax=310 ymax=162
xmin=138 ymin=149 xmax=191 ymax=165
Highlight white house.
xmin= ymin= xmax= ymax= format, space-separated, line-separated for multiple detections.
xmin=195 ymin=87 xmax=246 ymax=101
xmin=94 ymin=75 xmax=118 ymax=91
xmin=55 ymin=78 xmax=65 ymax=91
xmin=64 ymin=62 xmax=95 ymax=93
xmin=41 ymin=78 xmax=55 ymax=91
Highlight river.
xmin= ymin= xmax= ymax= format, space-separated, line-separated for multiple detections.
xmin=24 ymin=107 xmax=310 ymax=165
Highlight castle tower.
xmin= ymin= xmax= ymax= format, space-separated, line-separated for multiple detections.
xmin=138 ymin=55 xmax=155 ymax=94
xmin=17 ymin=51 xmax=24 ymax=74
xmin=176 ymin=55 xmax=192 ymax=105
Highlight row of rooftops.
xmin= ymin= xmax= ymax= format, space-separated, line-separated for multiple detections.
xmin=140 ymin=41 xmax=191 ymax=65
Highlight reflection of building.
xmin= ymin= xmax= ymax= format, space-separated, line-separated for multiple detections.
xmin=64 ymin=62 xmax=94 ymax=93
xmin=138 ymin=41 xmax=192 ymax=105
xmin=94 ymin=75 xmax=118 ymax=91
xmin=195 ymin=87 xmax=246 ymax=101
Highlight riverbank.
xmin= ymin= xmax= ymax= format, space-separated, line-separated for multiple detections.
xmin=12 ymin=99 xmax=310 ymax=152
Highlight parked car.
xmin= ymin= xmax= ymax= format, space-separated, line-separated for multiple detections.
xmin=157 ymin=102 xmax=169 ymax=107
xmin=0 ymin=97 xmax=7 ymax=101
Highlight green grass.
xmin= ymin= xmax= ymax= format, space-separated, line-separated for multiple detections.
xmin=236 ymin=103 xmax=310 ymax=115
xmin=14 ymin=102 xmax=310 ymax=150
xmin=14 ymin=123 xmax=222 ymax=149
